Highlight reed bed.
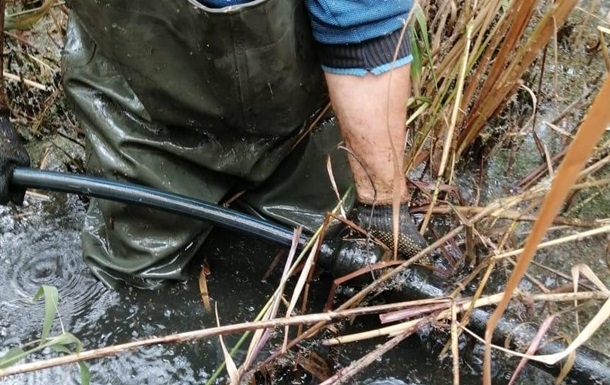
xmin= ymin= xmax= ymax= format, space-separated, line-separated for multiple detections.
xmin=2 ymin=1 xmax=610 ymax=384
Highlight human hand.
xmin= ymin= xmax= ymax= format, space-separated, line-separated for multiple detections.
xmin=0 ymin=113 xmax=30 ymax=205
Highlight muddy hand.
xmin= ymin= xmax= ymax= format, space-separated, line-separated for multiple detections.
xmin=0 ymin=113 xmax=30 ymax=205
xmin=352 ymin=203 xmax=428 ymax=259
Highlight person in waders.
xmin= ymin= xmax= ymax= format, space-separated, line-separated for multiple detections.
xmin=0 ymin=0 xmax=428 ymax=288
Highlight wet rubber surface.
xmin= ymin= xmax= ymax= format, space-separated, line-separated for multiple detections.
xmin=0 ymin=192 xmax=557 ymax=384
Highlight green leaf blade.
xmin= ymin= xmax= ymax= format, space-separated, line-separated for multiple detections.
xmin=33 ymin=285 xmax=59 ymax=344
xmin=0 ymin=347 xmax=27 ymax=369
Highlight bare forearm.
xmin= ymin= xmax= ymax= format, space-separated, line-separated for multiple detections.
xmin=325 ymin=65 xmax=411 ymax=204
xmin=305 ymin=0 xmax=414 ymax=204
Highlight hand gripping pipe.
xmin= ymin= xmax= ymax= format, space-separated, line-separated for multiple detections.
xmin=10 ymin=167 xmax=610 ymax=384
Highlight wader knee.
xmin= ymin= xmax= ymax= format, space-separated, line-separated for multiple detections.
xmin=62 ymin=0 xmax=352 ymax=287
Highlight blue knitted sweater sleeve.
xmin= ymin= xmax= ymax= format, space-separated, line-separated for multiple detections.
xmin=305 ymin=0 xmax=414 ymax=76
xmin=304 ymin=0 xmax=412 ymax=44
xmin=198 ymin=0 xmax=414 ymax=75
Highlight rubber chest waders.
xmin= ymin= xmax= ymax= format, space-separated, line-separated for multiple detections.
xmin=62 ymin=0 xmax=354 ymax=287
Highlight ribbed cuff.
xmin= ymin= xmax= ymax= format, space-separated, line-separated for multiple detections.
xmin=317 ymin=28 xmax=412 ymax=76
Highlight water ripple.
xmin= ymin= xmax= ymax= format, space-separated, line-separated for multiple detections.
xmin=0 ymin=198 xmax=206 ymax=385
xmin=2 ymin=229 xmax=107 ymax=325
xmin=0 ymin=345 xmax=200 ymax=385
xmin=0 ymin=197 xmax=117 ymax=350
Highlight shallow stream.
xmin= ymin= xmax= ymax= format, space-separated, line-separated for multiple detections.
xmin=2 ymin=1 xmax=610 ymax=383
xmin=0 ymin=185 xmax=571 ymax=384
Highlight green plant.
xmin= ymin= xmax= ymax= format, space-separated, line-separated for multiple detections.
xmin=0 ymin=285 xmax=90 ymax=384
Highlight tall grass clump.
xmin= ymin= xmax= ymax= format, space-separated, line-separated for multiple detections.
xmin=406 ymin=1 xmax=610 ymax=384
xmin=407 ymin=0 xmax=577 ymax=174
xmin=3 ymin=1 xmax=610 ymax=385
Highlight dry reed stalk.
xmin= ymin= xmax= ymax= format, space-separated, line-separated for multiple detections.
xmin=0 ymin=296 xmax=475 ymax=379
xmin=492 ymin=223 xmax=610 ymax=259
xmin=240 ymin=228 xmax=303 ymax=378
xmin=520 ymin=143 xmax=610 ymax=190
xmin=451 ymin=301 xmax=459 ymax=385
xmin=323 ymin=290 xmax=608 ymax=346
xmin=414 ymin=204 xmax=610 ymax=227
xmin=483 ymin=72 xmax=610 ymax=384
xmin=420 ymin=21 xmax=472 ymax=233
xmin=581 ymin=150 xmax=610 ymax=175
xmin=458 ymin=0 xmax=578 ymax=156
xmin=321 ymin=330 xmax=417 ymax=385
xmin=438 ymin=258 xmax=497 ymax=359
xmin=281 ymin=236 xmax=320 ymax=352
xmin=600 ymin=26 xmax=610 ymax=71
xmin=4 ymin=0 xmax=55 ymax=31
xmin=214 ymin=305 xmax=239 ymax=385
xmin=519 ymin=148 xmax=568 ymax=189
xmin=2 ymin=71 xmax=47 ymax=90
xmin=198 ymin=264 xmax=211 ymax=312
xmin=324 ymin=260 xmax=405 ymax=312
xmin=462 ymin=0 xmax=537 ymax=120
xmin=574 ymin=0 xmax=602 ymax=46
xmin=459 ymin=0 xmax=509 ymax=107
xmin=390 ymin=22 xmax=411 ymax=260
xmin=543 ymin=121 xmax=575 ymax=139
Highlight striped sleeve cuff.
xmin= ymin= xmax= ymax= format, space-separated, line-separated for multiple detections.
xmin=316 ymin=28 xmax=413 ymax=76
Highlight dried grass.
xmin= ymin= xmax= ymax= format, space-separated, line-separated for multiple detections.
xmin=3 ymin=0 xmax=610 ymax=384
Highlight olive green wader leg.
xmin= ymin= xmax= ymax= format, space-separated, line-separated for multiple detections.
xmin=242 ymin=117 xmax=355 ymax=234
xmin=61 ymin=0 xmax=354 ymax=288
xmin=62 ymin=19 xmax=232 ymax=288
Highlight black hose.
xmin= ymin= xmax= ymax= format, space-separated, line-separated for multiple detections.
xmin=11 ymin=167 xmax=307 ymax=248
xmin=384 ymin=266 xmax=610 ymax=384
xmin=469 ymin=307 xmax=610 ymax=384
xmin=11 ymin=167 xmax=610 ymax=383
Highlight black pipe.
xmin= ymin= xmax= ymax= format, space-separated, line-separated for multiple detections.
xmin=11 ymin=167 xmax=307 ymax=248
xmin=469 ymin=307 xmax=610 ymax=384
xmin=10 ymin=167 xmax=610 ymax=383
xmin=383 ymin=266 xmax=610 ymax=385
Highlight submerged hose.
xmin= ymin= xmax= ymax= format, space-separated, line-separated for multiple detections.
xmin=11 ymin=167 xmax=307 ymax=248
xmin=384 ymin=266 xmax=610 ymax=384
xmin=10 ymin=167 xmax=610 ymax=383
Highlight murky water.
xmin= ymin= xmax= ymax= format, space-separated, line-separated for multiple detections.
xmin=1 ymin=1 xmax=609 ymax=383
xmin=0 ymin=186 xmax=561 ymax=385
